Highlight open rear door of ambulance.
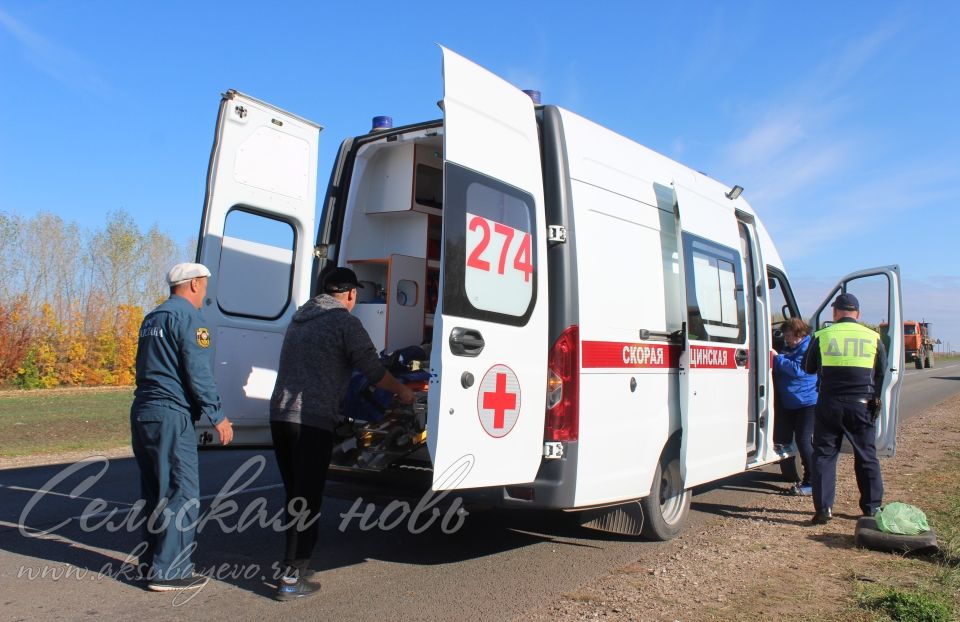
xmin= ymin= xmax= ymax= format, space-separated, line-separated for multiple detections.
xmin=195 ymin=91 xmax=321 ymax=445
xmin=674 ymin=183 xmax=753 ymax=488
xmin=428 ymin=48 xmax=549 ymax=490
xmin=808 ymin=266 xmax=903 ymax=456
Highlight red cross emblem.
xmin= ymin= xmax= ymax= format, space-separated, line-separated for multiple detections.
xmin=477 ymin=364 xmax=521 ymax=438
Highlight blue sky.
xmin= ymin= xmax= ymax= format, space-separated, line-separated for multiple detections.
xmin=1 ymin=1 xmax=958 ymax=348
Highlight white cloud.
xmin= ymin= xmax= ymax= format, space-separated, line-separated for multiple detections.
xmin=814 ymin=26 xmax=898 ymax=94
xmin=771 ymin=161 xmax=959 ymax=261
xmin=0 ymin=8 xmax=111 ymax=98
xmin=745 ymin=140 xmax=854 ymax=206
xmin=727 ymin=113 xmax=805 ymax=169
xmin=715 ymin=23 xmax=897 ymax=180
xmin=706 ymin=20 xmax=959 ymax=272
xmin=670 ymin=137 xmax=686 ymax=159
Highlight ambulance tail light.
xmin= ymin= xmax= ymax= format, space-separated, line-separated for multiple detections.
xmin=545 ymin=325 xmax=579 ymax=442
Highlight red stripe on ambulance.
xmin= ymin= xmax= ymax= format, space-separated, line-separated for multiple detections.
xmin=581 ymin=342 xmax=680 ymax=369
xmin=688 ymin=345 xmax=738 ymax=369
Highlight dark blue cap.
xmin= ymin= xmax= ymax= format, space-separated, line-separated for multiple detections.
xmin=831 ymin=293 xmax=860 ymax=311
xmin=522 ymin=89 xmax=542 ymax=104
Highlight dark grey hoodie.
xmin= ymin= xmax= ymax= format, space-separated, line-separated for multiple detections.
xmin=269 ymin=294 xmax=386 ymax=431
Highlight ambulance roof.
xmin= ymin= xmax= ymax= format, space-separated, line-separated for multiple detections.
xmin=554 ymin=107 xmax=785 ymax=272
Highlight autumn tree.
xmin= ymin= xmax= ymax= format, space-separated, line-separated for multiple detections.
xmin=142 ymin=225 xmax=181 ymax=308
xmin=0 ymin=295 xmax=32 ymax=382
xmin=0 ymin=209 xmax=189 ymax=388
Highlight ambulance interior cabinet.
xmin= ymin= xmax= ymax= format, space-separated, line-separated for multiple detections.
xmin=412 ymin=143 xmax=443 ymax=214
xmin=349 ymin=254 xmax=425 ymax=352
xmin=361 ymin=143 xmax=443 ymax=216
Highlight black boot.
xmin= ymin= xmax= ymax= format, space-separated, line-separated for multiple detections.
xmin=810 ymin=507 xmax=832 ymax=525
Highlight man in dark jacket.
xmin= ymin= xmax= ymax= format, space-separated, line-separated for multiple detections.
xmin=131 ymin=262 xmax=233 ymax=592
xmin=803 ymin=293 xmax=887 ymax=525
xmin=270 ymin=267 xmax=414 ymax=601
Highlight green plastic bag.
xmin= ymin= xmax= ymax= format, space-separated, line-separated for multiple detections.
xmin=875 ymin=502 xmax=930 ymax=535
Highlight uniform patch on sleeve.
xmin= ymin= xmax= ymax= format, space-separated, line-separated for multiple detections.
xmin=196 ymin=327 xmax=211 ymax=348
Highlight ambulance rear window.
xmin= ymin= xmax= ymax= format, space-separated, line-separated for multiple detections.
xmin=217 ymin=208 xmax=295 ymax=320
xmin=441 ymin=162 xmax=537 ymax=326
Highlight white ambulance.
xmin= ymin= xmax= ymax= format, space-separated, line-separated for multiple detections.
xmin=194 ymin=48 xmax=904 ymax=539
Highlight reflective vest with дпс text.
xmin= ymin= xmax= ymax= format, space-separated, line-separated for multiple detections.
xmin=816 ymin=321 xmax=880 ymax=369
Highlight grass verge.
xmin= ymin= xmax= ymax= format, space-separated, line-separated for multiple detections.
xmin=0 ymin=387 xmax=133 ymax=457
xmin=859 ymin=588 xmax=952 ymax=622
xmin=851 ymin=441 xmax=960 ymax=620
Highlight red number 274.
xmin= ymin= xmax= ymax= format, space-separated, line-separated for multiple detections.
xmin=466 ymin=215 xmax=533 ymax=282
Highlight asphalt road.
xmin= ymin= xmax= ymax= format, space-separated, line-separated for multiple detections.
xmin=1 ymin=363 xmax=958 ymax=621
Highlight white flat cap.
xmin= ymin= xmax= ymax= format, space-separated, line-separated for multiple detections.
xmin=166 ymin=262 xmax=211 ymax=285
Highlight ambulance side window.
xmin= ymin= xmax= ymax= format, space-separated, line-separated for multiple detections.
xmin=218 ymin=208 xmax=296 ymax=320
xmin=683 ymin=234 xmax=745 ymax=344
xmin=441 ymin=162 xmax=538 ymax=326
xmin=766 ymin=267 xmax=799 ymax=327
xmin=767 ymin=267 xmax=799 ymax=351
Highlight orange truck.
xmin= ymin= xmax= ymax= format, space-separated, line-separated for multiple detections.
xmin=882 ymin=320 xmax=935 ymax=369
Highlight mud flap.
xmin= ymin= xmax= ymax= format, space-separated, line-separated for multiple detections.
xmin=578 ymin=502 xmax=645 ymax=537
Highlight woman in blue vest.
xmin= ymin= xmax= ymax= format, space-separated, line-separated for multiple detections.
xmin=773 ymin=317 xmax=819 ymax=495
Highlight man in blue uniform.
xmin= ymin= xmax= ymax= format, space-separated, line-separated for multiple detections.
xmin=803 ymin=293 xmax=887 ymax=525
xmin=131 ymin=262 xmax=233 ymax=591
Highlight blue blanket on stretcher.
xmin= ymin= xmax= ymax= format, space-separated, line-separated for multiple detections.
xmin=343 ymin=368 xmax=430 ymax=422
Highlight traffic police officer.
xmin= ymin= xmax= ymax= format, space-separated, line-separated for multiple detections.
xmin=130 ymin=262 xmax=233 ymax=591
xmin=803 ymin=292 xmax=887 ymax=525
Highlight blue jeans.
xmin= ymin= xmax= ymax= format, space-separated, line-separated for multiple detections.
xmin=130 ymin=403 xmax=200 ymax=580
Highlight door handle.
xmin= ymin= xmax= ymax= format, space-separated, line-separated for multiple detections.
xmin=449 ymin=327 xmax=485 ymax=357
xmin=735 ymin=349 xmax=749 ymax=367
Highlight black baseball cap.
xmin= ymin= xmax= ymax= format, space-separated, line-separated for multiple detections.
xmin=322 ymin=267 xmax=364 ymax=293
xmin=831 ymin=292 xmax=860 ymax=311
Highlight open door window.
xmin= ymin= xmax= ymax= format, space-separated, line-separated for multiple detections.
xmin=809 ymin=266 xmax=903 ymax=456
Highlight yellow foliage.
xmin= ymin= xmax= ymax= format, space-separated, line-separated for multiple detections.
xmin=5 ymin=297 xmax=145 ymax=388
xmin=113 ymin=304 xmax=143 ymax=386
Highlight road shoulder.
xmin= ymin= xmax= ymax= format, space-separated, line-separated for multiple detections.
xmin=523 ymin=395 xmax=960 ymax=621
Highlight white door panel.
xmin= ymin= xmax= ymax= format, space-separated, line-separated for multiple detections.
xmin=195 ymin=91 xmax=321 ymax=442
xmin=674 ymin=184 xmax=750 ymax=487
xmin=575 ymin=372 xmax=670 ymax=506
xmin=428 ymin=48 xmax=549 ymax=490
xmin=386 ymin=254 xmax=426 ymax=351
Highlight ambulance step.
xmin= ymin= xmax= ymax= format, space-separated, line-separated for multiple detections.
xmin=578 ymin=502 xmax=644 ymax=536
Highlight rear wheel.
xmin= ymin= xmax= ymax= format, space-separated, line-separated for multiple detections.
xmin=640 ymin=454 xmax=691 ymax=541
xmin=915 ymin=357 xmax=923 ymax=370
xmin=925 ymin=351 xmax=934 ymax=368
